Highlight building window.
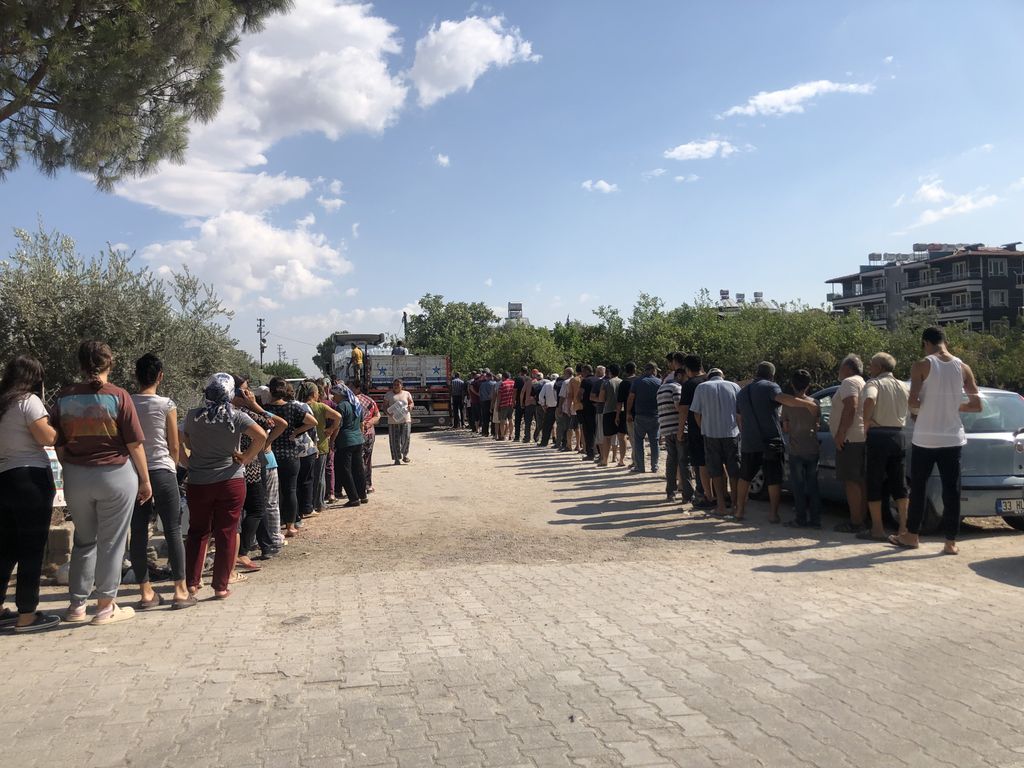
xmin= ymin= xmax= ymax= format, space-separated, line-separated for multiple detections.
xmin=989 ymin=289 xmax=1008 ymax=307
xmin=990 ymin=319 xmax=1010 ymax=335
xmin=952 ymin=293 xmax=968 ymax=309
xmin=952 ymin=261 xmax=967 ymax=279
xmin=871 ymin=277 xmax=886 ymax=293
xmin=988 ymin=258 xmax=1007 ymax=277
xmin=853 ymin=283 xmax=863 ymax=296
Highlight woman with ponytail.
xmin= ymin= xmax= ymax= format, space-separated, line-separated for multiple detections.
xmin=0 ymin=355 xmax=61 ymax=632
xmin=53 ymin=341 xmax=150 ymax=626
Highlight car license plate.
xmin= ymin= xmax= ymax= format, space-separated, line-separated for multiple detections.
xmin=997 ymin=498 xmax=1024 ymax=514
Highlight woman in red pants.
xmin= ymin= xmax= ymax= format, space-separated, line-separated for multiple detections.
xmin=183 ymin=373 xmax=267 ymax=599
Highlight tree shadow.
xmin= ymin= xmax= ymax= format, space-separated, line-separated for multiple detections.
xmin=968 ymin=556 xmax=1024 ymax=588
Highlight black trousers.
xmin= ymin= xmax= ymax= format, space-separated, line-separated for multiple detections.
xmin=452 ymin=397 xmax=464 ymax=428
xmin=337 ymin=444 xmax=366 ymax=500
xmin=0 ymin=466 xmax=55 ymax=615
xmin=297 ymin=453 xmax=316 ymax=517
xmin=468 ymin=402 xmax=478 ymax=431
xmin=514 ymin=404 xmax=524 ymax=440
xmin=908 ymin=445 xmax=962 ymax=540
xmin=129 ymin=468 xmax=185 ymax=582
xmin=276 ymin=455 xmax=300 ymax=525
xmin=240 ymin=478 xmax=266 ymax=554
xmin=581 ymin=405 xmax=597 ymax=457
xmin=539 ymin=406 xmax=557 ymax=446
xmin=480 ymin=401 xmax=492 ymax=437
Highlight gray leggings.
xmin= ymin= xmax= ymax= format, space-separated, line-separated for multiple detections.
xmin=65 ymin=462 xmax=138 ymax=603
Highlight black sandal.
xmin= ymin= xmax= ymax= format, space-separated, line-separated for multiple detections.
xmin=13 ymin=612 xmax=61 ymax=633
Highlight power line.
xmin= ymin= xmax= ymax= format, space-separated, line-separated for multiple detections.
xmin=266 ymin=330 xmax=318 ymax=348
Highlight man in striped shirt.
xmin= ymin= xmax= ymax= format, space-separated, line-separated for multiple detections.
xmin=658 ymin=368 xmax=687 ymax=501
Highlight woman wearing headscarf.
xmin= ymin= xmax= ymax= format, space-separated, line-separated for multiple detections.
xmin=0 ymin=356 xmax=61 ymax=632
xmin=182 ymin=373 xmax=267 ymax=599
xmin=129 ymin=353 xmax=190 ymax=610
xmin=349 ymin=379 xmax=380 ymax=493
xmin=265 ymin=378 xmax=317 ymax=538
xmin=54 ymin=341 xmax=150 ymax=626
xmin=332 ymin=383 xmax=367 ymax=507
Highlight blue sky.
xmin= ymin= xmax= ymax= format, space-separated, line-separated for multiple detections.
xmin=2 ymin=0 xmax=1023 ymax=373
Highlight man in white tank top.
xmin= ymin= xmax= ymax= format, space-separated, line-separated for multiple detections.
xmin=889 ymin=326 xmax=981 ymax=555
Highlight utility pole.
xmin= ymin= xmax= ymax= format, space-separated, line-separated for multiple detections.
xmin=277 ymin=344 xmax=285 ymax=362
xmin=257 ymin=318 xmax=267 ymax=366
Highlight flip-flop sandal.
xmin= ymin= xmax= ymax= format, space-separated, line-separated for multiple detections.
xmin=888 ymin=534 xmax=919 ymax=550
xmin=0 ymin=608 xmax=18 ymax=628
xmin=171 ymin=596 xmax=198 ymax=610
xmin=235 ymin=562 xmax=262 ymax=573
xmin=13 ymin=612 xmax=61 ymax=633
xmin=136 ymin=593 xmax=165 ymax=610
xmin=214 ymin=589 xmax=232 ymax=600
xmin=228 ymin=572 xmax=249 ymax=585
xmin=943 ymin=545 xmax=960 ymax=556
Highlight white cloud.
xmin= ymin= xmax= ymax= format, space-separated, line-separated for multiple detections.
xmin=906 ymin=180 xmax=999 ymax=229
xmin=116 ymin=0 xmax=407 ymax=216
xmin=484 ymin=277 xmax=494 ymax=287
xmin=642 ymin=168 xmax=667 ymax=179
xmin=578 ymin=293 xmax=593 ymax=304
xmin=140 ymin=210 xmax=352 ymax=304
xmin=118 ymin=167 xmax=311 ymax=218
xmin=718 ymin=80 xmax=875 ymax=118
xmin=351 ymin=222 xmax=361 ymax=239
xmin=109 ymin=242 xmax=130 ymax=253
xmin=663 ymin=138 xmax=744 ymax=161
xmin=1010 ymin=177 xmax=1024 ymax=192
xmin=965 ymin=143 xmax=994 ymax=154
xmin=883 ymin=55 xmax=894 ymax=65
xmin=317 ymin=195 xmax=346 ymax=212
xmin=408 ymin=15 xmax=539 ymax=107
xmin=282 ymin=303 xmax=422 ymax=336
xmin=256 ymin=296 xmax=283 ymax=310
xmin=674 ymin=174 xmax=699 ymax=183
xmin=436 ymin=153 xmax=451 ymax=167
xmin=581 ymin=179 xmax=619 ymax=193
xmin=345 ymin=287 xmax=359 ymax=297
xmin=892 ymin=193 xmax=906 ymax=208
xmin=296 ymin=213 xmax=316 ymax=228
xmin=328 ymin=179 xmax=343 ymax=195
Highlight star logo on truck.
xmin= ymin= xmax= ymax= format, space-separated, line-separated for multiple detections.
xmin=378 ymin=366 xmax=388 ymax=375
xmin=433 ymin=366 xmax=441 ymax=375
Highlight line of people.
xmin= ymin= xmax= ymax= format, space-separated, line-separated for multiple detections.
xmin=448 ymin=326 xmax=980 ymax=555
xmin=0 ymin=341 xmax=382 ymax=633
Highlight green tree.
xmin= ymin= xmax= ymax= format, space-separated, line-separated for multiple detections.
xmin=406 ymin=294 xmax=498 ymax=371
xmin=0 ymin=223 xmax=260 ymax=409
xmin=263 ymin=361 xmax=305 ymax=379
xmin=0 ymin=1 xmax=291 ymax=188
xmin=312 ymin=332 xmax=347 ymax=376
xmin=488 ymin=323 xmax=563 ymax=374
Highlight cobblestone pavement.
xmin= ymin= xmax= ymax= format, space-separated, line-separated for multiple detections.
xmin=6 ymin=431 xmax=1024 ymax=768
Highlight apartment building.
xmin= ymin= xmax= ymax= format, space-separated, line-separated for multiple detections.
xmin=826 ymin=242 xmax=1024 ymax=332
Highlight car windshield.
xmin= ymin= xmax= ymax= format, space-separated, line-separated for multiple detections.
xmin=961 ymin=393 xmax=1024 ymax=434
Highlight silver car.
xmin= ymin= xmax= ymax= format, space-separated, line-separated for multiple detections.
xmin=748 ymin=386 xmax=1024 ymax=533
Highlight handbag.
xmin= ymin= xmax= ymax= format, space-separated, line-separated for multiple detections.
xmin=743 ymin=385 xmax=785 ymax=462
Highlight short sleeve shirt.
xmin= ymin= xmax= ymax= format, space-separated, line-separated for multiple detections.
xmin=680 ymin=374 xmax=708 ymax=437
xmin=831 ymin=376 xmax=866 ymax=443
xmin=783 ymin=403 xmax=820 ymax=457
xmin=265 ymin=401 xmax=311 ymax=460
xmin=183 ymin=408 xmax=256 ymax=485
xmin=657 ymin=381 xmax=682 ymax=431
xmin=737 ymin=379 xmax=783 ymax=452
xmin=690 ymin=377 xmax=741 ymax=439
xmin=631 ymin=375 xmax=663 ymax=418
xmin=498 ymin=379 xmax=517 ymax=408
xmin=237 ymin=407 xmax=274 ymax=484
xmin=602 ymin=378 xmax=620 ymax=414
xmin=385 ymin=390 xmax=414 ymax=424
xmin=52 ymin=381 xmax=145 ymax=466
xmin=618 ymin=378 xmax=634 ymax=416
xmin=863 ymin=373 xmax=909 ymax=428
xmin=0 ymin=393 xmax=51 ymax=473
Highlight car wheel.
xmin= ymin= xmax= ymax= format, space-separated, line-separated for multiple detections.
xmin=1001 ymin=516 xmax=1024 ymax=532
xmin=748 ymin=469 xmax=768 ymax=500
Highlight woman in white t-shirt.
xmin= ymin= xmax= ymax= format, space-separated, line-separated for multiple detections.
xmin=0 ymin=356 xmax=60 ymax=632
xmin=130 ymin=354 xmax=191 ymax=609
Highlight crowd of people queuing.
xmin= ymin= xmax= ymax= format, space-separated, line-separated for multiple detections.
xmin=449 ymin=325 xmax=981 ymax=555
xmin=0 ymin=340 xmax=387 ymax=633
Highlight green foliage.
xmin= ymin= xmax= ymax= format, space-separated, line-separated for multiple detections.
xmin=0 ymin=223 xmax=260 ymax=409
xmin=312 ymin=334 xmax=339 ymax=376
xmin=262 ymin=361 xmax=306 ymax=379
xmin=0 ymin=1 xmax=292 ymax=188
xmin=407 ymin=293 xmax=1024 ymax=393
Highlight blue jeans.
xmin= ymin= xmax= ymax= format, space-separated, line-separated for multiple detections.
xmin=632 ymin=415 xmax=660 ymax=472
xmin=789 ymin=454 xmax=821 ymax=525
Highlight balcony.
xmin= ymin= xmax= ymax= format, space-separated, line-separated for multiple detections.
xmin=831 ymin=286 xmax=885 ymax=306
xmin=938 ymin=300 xmax=984 ymax=315
xmin=903 ymin=270 xmax=983 ymax=296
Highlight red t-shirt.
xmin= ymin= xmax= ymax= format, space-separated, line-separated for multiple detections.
xmin=52 ymin=381 xmax=146 ymax=466
xmin=498 ymin=379 xmax=517 ymax=408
